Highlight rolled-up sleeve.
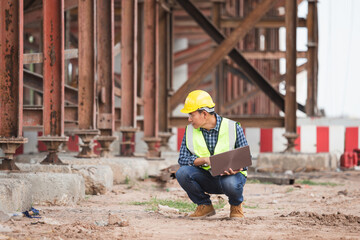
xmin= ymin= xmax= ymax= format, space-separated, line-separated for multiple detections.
xmin=178 ymin=133 xmax=198 ymax=166
xmin=235 ymin=124 xmax=248 ymax=148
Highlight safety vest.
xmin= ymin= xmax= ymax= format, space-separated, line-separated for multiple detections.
xmin=185 ymin=117 xmax=247 ymax=177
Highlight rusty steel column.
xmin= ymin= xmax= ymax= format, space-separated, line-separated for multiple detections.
xmin=73 ymin=0 xmax=99 ymax=158
xmin=305 ymin=0 xmax=318 ymax=116
xmin=158 ymin=3 xmax=173 ymax=151
xmin=119 ymin=0 xmax=138 ymax=156
xmin=212 ymin=0 xmax=225 ymax=115
xmin=143 ymin=0 xmax=161 ymax=159
xmin=96 ymin=0 xmax=117 ymax=157
xmin=283 ymin=0 xmax=298 ymax=152
xmin=38 ymin=0 xmax=68 ymax=164
xmin=0 ymin=0 xmax=28 ymax=171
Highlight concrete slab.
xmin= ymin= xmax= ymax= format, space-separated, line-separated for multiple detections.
xmin=0 ymin=172 xmax=85 ymax=205
xmin=256 ymin=153 xmax=338 ymax=173
xmin=0 ymin=178 xmax=32 ymax=213
xmin=16 ymin=163 xmax=113 ymax=195
xmin=15 ymin=151 xmax=179 ymax=184
xmin=61 ymin=156 xmax=150 ymax=184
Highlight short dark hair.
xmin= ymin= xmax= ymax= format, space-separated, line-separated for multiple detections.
xmin=197 ymin=109 xmax=215 ymax=115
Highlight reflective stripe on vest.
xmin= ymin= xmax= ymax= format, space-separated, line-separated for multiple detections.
xmin=185 ymin=117 xmax=247 ymax=177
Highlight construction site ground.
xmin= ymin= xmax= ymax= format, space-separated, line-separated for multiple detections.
xmin=1 ymin=170 xmax=359 ymax=240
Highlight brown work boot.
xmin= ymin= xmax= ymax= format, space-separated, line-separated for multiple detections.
xmin=230 ymin=203 xmax=244 ymax=218
xmin=189 ymin=204 xmax=215 ymax=219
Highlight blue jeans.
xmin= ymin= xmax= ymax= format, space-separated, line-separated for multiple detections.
xmin=176 ymin=166 xmax=246 ymax=206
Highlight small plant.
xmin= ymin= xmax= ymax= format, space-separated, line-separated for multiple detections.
xmin=128 ymin=197 xmax=226 ymax=213
xmin=246 ymin=179 xmax=273 ymax=185
xmin=286 ymin=187 xmax=294 ymax=193
xmin=246 ymin=179 xmax=261 ymax=184
xmin=124 ymin=176 xmax=131 ymax=185
xmin=295 ymin=180 xmax=338 ymax=186
xmin=244 ymin=204 xmax=259 ymax=209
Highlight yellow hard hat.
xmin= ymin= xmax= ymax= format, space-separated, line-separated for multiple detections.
xmin=181 ymin=90 xmax=215 ymax=113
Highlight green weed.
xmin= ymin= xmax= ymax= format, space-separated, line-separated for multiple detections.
xmin=295 ymin=180 xmax=338 ymax=186
xmin=244 ymin=204 xmax=259 ymax=209
xmin=128 ymin=197 xmax=226 ymax=213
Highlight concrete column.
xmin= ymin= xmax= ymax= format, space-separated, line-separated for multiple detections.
xmin=0 ymin=0 xmax=28 ymax=170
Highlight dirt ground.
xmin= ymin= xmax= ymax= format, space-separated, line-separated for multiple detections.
xmin=1 ymin=170 xmax=360 ymax=240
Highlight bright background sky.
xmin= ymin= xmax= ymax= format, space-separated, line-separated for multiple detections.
xmin=279 ymin=0 xmax=360 ymax=119
xmin=317 ymin=0 xmax=360 ymax=118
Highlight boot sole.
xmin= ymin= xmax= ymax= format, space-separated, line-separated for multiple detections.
xmin=189 ymin=210 xmax=216 ymax=219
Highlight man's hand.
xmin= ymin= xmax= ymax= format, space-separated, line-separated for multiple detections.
xmin=221 ymin=168 xmax=243 ymax=176
xmin=194 ymin=157 xmax=210 ymax=167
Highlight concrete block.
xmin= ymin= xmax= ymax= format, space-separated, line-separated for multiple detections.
xmin=16 ymin=163 xmax=72 ymax=173
xmin=61 ymin=156 xmax=150 ymax=184
xmin=71 ymin=165 xmax=113 ymax=195
xmin=257 ymin=153 xmax=339 ymax=173
xmin=0 ymin=178 xmax=32 ymax=213
xmin=16 ymin=163 xmax=113 ymax=195
xmin=0 ymin=172 xmax=84 ymax=205
xmin=15 ymin=152 xmax=180 ymax=185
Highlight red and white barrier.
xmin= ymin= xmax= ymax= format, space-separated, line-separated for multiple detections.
xmin=176 ymin=125 xmax=360 ymax=158
xmin=9 ymin=122 xmax=359 ymax=158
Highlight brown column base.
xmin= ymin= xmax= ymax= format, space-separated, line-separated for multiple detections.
xmin=158 ymin=132 xmax=174 ymax=151
xmin=96 ymin=135 xmax=117 ymax=158
xmin=0 ymin=137 xmax=28 ymax=171
xmin=119 ymin=127 xmax=138 ymax=157
xmin=73 ymin=130 xmax=100 ymax=158
xmin=143 ymin=137 xmax=163 ymax=160
xmin=283 ymin=132 xmax=299 ymax=153
xmin=38 ymin=136 xmax=69 ymax=165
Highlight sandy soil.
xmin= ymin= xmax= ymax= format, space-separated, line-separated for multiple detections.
xmin=1 ymin=171 xmax=359 ymax=240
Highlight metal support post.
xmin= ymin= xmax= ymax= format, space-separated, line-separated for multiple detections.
xmin=283 ymin=0 xmax=298 ymax=152
xmin=119 ymin=0 xmax=138 ymax=156
xmin=158 ymin=1 xmax=174 ymax=151
xmin=143 ymin=0 xmax=161 ymax=159
xmin=96 ymin=0 xmax=117 ymax=157
xmin=75 ymin=0 xmax=99 ymax=158
xmin=305 ymin=0 xmax=318 ymax=116
xmin=0 ymin=0 xmax=28 ymax=170
xmin=212 ymin=0 xmax=225 ymax=115
xmin=39 ymin=0 xmax=68 ymax=164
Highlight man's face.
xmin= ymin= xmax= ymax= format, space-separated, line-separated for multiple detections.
xmin=188 ymin=111 xmax=206 ymax=129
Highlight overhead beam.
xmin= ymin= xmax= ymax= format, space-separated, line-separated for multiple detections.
xmin=171 ymin=0 xmax=280 ymax=109
xmin=175 ymin=47 xmax=213 ymax=67
xmin=221 ymin=17 xmax=306 ymax=28
xmin=223 ymin=63 xmax=308 ymax=112
xmin=23 ymin=69 xmax=78 ymax=105
xmin=241 ymin=51 xmax=307 ymax=59
xmin=173 ymin=0 xmax=305 ymax=113
xmin=174 ymin=39 xmax=213 ymax=60
xmin=24 ymin=0 xmax=78 ymax=25
xmin=23 ymin=48 xmax=78 ymax=64
xmin=169 ymin=116 xmax=284 ymax=128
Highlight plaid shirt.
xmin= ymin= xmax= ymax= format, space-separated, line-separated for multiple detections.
xmin=178 ymin=113 xmax=249 ymax=166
